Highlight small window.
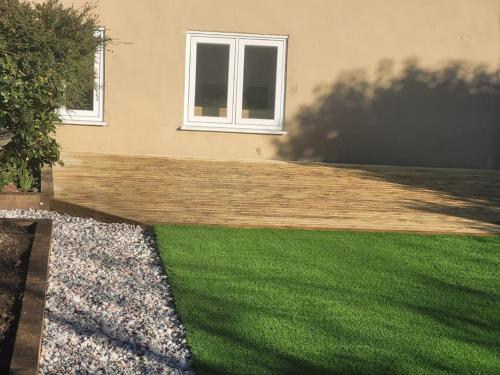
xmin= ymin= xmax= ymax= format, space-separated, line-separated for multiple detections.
xmin=59 ymin=28 xmax=105 ymax=125
xmin=183 ymin=31 xmax=287 ymax=134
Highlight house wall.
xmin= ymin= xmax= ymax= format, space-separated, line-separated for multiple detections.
xmin=56 ymin=0 xmax=500 ymax=169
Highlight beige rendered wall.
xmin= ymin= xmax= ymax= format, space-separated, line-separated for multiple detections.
xmin=56 ymin=0 xmax=500 ymax=168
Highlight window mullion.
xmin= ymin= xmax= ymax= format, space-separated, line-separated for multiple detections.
xmin=231 ymin=38 xmax=240 ymax=126
xmin=234 ymin=38 xmax=246 ymax=126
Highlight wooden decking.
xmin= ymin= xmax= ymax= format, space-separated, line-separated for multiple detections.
xmin=52 ymin=152 xmax=500 ymax=234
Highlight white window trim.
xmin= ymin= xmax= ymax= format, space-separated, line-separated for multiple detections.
xmin=187 ymin=35 xmax=236 ymax=125
xmin=235 ymin=38 xmax=285 ymax=128
xmin=59 ymin=28 xmax=106 ymax=126
xmin=183 ymin=31 xmax=288 ymax=134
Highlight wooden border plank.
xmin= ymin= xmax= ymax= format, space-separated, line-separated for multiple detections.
xmin=39 ymin=166 xmax=54 ymax=210
xmin=0 ymin=194 xmax=41 ymax=210
xmin=0 ymin=166 xmax=54 ymax=210
xmin=9 ymin=219 xmax=53 ymax=375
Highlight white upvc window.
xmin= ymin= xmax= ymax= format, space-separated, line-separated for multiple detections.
xmin=59 ymin=28 xmax=105 ymax=126
xmin=183 ymin=31 xmax=288 ymax=134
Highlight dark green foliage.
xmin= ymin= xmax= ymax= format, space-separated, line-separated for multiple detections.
xmin=0 ymin=0 xmax=106 ymax=190
xmin=155 ymin=225 xmax=500 ymax=375
xmin=0 ymin=159 xmax=34 ymax=191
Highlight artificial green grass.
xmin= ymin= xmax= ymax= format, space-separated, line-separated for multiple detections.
xmin=154 ymin=225 xmax=500 ymax=375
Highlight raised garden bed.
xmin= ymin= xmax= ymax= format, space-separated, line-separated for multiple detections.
xmin=0 ymin=167 xmax=53 ymax=210
xmin=0 ymin=219 xmax=52 ymax=374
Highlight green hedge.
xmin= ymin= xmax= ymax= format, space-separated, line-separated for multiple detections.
xmin=0 ymin=0 xmax=107 ymax=191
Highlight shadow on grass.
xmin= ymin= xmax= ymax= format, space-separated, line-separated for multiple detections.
xmin=163 ymin=233 xmax=500 ymax=375
xmin=179 ymin=288 xmax=400 ymax=375
xmin=398 ymin=272 xmax=500 ymax=350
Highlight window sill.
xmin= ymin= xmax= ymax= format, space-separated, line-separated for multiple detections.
xmin=60 ymin=120 xmax=107 ymax=127
xmin=180 ymin=124 xmax=287 ymax=135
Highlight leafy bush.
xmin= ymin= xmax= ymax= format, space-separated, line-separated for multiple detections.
xmin=0 ymin=160 xmax=18 ymax=190
xmin=0 ymin=0 xmax=107 ymax=191
xmin=0 ymin=159 xmax=34 ymax=192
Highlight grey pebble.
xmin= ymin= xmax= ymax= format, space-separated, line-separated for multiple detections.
xmin=0 ymin=209 xmax=193 ymax=374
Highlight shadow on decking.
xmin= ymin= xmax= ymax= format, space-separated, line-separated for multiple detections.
xmin=307 ymin=163 xmax=500 ymax=230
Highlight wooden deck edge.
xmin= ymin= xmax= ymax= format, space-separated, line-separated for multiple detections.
xmin=51 ymin=199 xmax=499 ymax=236
xmin=9 ymin=219 xmax=53 ymax=375
xmin=50 ymin=198 xmax=150 ymax=228
xmin=151 ymin=221 xmax=500 ymax=237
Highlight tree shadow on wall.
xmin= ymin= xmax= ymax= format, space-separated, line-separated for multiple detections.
xmin=277 ymin=58 xmax=500 ymax=170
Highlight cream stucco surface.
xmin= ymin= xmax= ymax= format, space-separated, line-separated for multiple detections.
xmin=55 ymin=0 xmax=500 ymax=167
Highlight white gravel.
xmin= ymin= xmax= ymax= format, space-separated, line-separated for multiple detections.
xmin=0 ymin=209 xmax=193 ymax=375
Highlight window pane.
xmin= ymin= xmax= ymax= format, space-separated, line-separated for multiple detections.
xmin=242 ymin=46 xmax=277 ymax=120
xmin=195 ymin=43 xmax=229 ymax=117
xmin=79 ymin=88 xmax=94 ymax=111
xmin=69 ymin=66 xmax=95 ymax=111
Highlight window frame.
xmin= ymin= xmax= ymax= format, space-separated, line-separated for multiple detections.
xmin=235 ymin=38 xmax=285 ymax=128
xmin=187 ymin=35 xmax=236 ymax=125
xmin=183 ymin=31 xmax=288 ymax=134
xmin=59 ymin=28 xmax=106 ymax=126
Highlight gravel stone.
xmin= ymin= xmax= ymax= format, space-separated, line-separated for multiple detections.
xmin=0 ymin=209 xmax=193 ymax=375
